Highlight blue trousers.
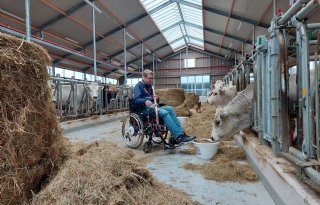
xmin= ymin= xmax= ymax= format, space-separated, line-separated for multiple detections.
xmin=142 ymin=106 xmax=184 ymax=138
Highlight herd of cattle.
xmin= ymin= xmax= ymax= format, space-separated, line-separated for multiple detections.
xmin=207 ymin=68 xmax=316 ymax=143
xmin=49 ymin=81 xmax=133 ymax=118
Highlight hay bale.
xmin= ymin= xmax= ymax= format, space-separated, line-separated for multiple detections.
xmin=174 ymin=103 xmax=191 ymax=117
xmin=184 ymin=93 xmax=199 ymax=109
xmin=32 ymin=142 xmax=198 ymax=205
xmin=0 ymin=33 xmax=67 ymax=204
xmin=156 ymin=88 xmax=185 ymax=106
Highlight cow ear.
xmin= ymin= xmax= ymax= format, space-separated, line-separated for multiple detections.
xmin=98 ymin=86 xmax=104 ymax=90
xmin=85 ymin=85 xmax=90 ymax=90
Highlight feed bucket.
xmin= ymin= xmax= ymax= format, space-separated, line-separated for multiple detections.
xmin=193 ymin=139 xmax=220 ymax=160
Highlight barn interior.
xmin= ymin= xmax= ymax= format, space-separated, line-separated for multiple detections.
xmin=1 ymin=0 xmax=320 ymax=204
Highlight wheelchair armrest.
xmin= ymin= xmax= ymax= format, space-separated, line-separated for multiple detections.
xmin=158 ymin=103 xmax=166 ymax=107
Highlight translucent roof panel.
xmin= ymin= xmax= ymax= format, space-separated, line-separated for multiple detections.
xmin=140 ymin=0 xmax=204 ymax=51
xmin=171 ymin=38 xmax=186 ymax=50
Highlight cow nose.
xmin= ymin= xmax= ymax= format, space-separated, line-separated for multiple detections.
xmin=93 ymin=96 xmax=97 ymax=100
xmin=215 ymin=120 xmax=221 ymax=126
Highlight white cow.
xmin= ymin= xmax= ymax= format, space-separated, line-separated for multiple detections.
xmin=210 ymin=68 xmax=316 ymax=141
xmin=207 ymin=80 xmax=237 ymax=107
xmin=48 ymin=81 xmax=56 ymax=102
xmin=211 ymin=83 xmax=254 ymax=141
xmin=56 ymin=82 xmax=103 ymax=112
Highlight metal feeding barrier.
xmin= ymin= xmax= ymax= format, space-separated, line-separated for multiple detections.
xmin=51 ymin=76 xmax=133 ymax=119
xmin=222 ymin=0 xmax=320 ymax=186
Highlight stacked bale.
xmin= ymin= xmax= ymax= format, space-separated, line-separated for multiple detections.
xmin=156 ymin=88 xmax=185 ymax=106
xmin=0 ymin=33 xmax=67 ymax=204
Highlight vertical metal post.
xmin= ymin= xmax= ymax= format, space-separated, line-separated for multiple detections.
xmin=270 ymin=23 xmax=281 ymax=156
xmin=253 ymin=25 xmax=255 ymax=48
xmin=209 ymin=55 xmax=211 ymax=82
xmin=315 ymin=48 xmax=320 ymax=161
xmin=141 ymin=42 xmax=144 ymax=78
xmin=92 ymin=2 xmax=97 ymax=82
xmin=299 ymin=23 xmax=313 ymax=159
xmin=52 ymin=64 xmax=56 ymax=77
xmin=262 ymin=45 xmax=271 ymax=143
xmin=123 ymin=28 xmax=127 ymax=86
xmin=25 ymin=0 xmax=31 ymax=42
xmin=179 ymin=52 xmax=182 ymax=76
xmin=186 ymin=46 xmax=189 ymax=68
xmin=242 ymin=42 xmax=244 ymax=59
xmin=273 ymin=0 xmax=277 ymax=16
xmin=152 ymin=52 xmax=155 ymax=87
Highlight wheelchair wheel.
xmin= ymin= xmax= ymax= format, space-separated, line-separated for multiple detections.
xmin=122 ymin=113 xmax=144 ymax=148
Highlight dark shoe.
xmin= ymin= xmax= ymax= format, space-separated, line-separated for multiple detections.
xmin=174 ymin=134 xmax=196 ymax=144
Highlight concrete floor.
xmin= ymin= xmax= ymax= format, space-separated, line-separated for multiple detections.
xmin=64 ymin=119 xmax=275 ymax=205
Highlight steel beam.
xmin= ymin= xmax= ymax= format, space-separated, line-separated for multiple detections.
xmin=32 ymin=1 xmax=87 ymax=34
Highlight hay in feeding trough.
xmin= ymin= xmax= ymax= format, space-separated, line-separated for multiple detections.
xmin=156 ymin=88 xmax=185 ymax=107
xmin=183 ymin=141 xmax=258 ymax=182
xmin=0 ymin=33 xmax=67 ymax=204
xmin=32 ymin=142 xmax=198 ymax=205
xmin=184 ymin=92 xmax=199 ymax=109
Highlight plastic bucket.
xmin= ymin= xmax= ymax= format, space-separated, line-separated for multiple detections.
xmin=193 ymin=140 xmax=220 ymax=160
xmin=177 ymin=116 xmax=188 ymax=126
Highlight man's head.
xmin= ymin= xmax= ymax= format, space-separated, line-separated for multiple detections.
xmin=143 ymin=69 xmax=153 ymax=85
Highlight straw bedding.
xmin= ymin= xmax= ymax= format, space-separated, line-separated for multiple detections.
xmin=0 ymin=33 xmax=67 ymax=204
xmin=32 ymin=142 xmax=199 ymax=205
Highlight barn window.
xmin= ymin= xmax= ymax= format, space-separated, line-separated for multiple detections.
xmin=184 ymin=58 xmax=195 ymax=68
xmin=180 ymin=75 xmax=210 ymax=96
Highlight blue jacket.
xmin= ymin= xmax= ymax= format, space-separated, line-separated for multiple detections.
xmin=133 ymin=81 xmax=155 ymax=108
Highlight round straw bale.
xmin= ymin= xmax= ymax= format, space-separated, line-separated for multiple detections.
xmin=0 ymin=33 xmax=67 ymax=204
xmin=184 ymin=92 xmax=199 ymax=108
xmin=156 ymin=88 xmax=185 ymax=106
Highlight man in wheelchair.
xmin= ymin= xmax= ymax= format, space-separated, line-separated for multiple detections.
xmin=133 ymin=69 xmax=196 ymax=145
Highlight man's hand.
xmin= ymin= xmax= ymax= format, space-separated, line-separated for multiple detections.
xmin=145 ymin=100 xmax=152 ymax=106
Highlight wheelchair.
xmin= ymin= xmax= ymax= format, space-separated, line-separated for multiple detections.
xmin=122 ymin=99 xmax=176 ymax=153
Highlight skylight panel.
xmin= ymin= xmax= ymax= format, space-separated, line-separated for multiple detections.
xmin=171 ymin=39 xmax=186 ymax=50
xmin=140 ymin=0 xmax=204 ymax=51
xmin=142 ymin=0 xmax=169 ymax=11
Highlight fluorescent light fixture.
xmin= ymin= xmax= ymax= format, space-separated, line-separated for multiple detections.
xmin=84 ymin=0 xmax=102 ymax=14
xmin=126 ymin=32 xmax=135 ymax=40
xmin=0 ymin=8 xmax=25 ymax=22
xmin=229 ymin=42 xmax=233 ymax=48
xmin=65 ymin=37 xmax=79 ymax=44
xmin=145 ymin=49 xmax=151 ymax=54
xmin=225 ymin=54 xmax=228 ymax=58
xmin=157 ymin=59 xmax=161 ymax=62
xmin=237 ymin=21 xmax=242 ymax=31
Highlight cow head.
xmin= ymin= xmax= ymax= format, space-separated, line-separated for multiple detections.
xmin=85 ymin=82 xmax=104 ymax=101
xmin=48 ymin=81 xmax=56 ymax=103
xmin=211 ymin=85 xmax=254 ymax=141
xmin=207 ymin=81 xmax=236 ymax=107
